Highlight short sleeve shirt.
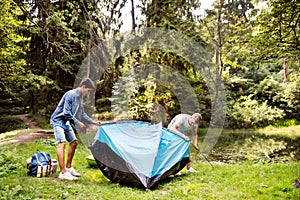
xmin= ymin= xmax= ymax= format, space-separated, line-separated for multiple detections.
xmin=167 ymin=114 xmax=197 ymax=136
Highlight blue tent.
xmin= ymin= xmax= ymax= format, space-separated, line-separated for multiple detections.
xmin=89 ymin=121 xmax=190 ymax=190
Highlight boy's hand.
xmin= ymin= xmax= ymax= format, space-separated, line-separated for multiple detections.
xmin=78 ymin=121 xmax=86 ymax=129
xmin=93 ymin=121 xmax=101 ymax=126
xmin=193 ymin=143 xmax=199 ymax=150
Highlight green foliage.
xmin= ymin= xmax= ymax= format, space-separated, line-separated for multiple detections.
xmin=253 ymin=0 xmax=300 ymax=60
xmin=245 ymin=62 xmax=282 ymax=84
xmin=95 ymin=98 xmax=111 ymax=113
xmin=272 ymin=119 xmax=298 ymax=128
xmin=0 ymin=148 xmax=23 ymax=178
xmin=35 ymin=138 xmax=56 ymax=146
xmin=1 ymin=0 xmax=299 ymax=129
xmin=11 ymin=0 xmax=115 ymax=118
xmin=96 ymin=111 xmax=114 ymax=121
xmin=140 ymin=0 xmax=205 ymax=45
xmin=254 ymin=77 xmax=281 ymax=103
xmin=0 ymin=116 xmax=27 ymax=134
xmin=0 ymin=0 xmax=43 ymax=114
xmin=110 ymin=49 xmax=205 ymax=125
xmin=227 ymin=95 xmax=284 ymax=128
xmin=274 ymin=81 xmax=300 ymax=120
xmin=22 ymin=1 xmax=88 ymax=114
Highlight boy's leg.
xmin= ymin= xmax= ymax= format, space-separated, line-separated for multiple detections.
xmin=57 ymin=142 xmax=66 ymax=173
xmin=52 ymin=125 xmax=68 ymax=173
xmin=186 ymin=152 xmax=191 ymax=170
xmin=64 ymin=124 xmax=78 ymax=168
xmin=66 ymin=140 xmax=77 ymax=168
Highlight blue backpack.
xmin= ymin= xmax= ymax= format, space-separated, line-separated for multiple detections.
xmin=27 ymin=150 xmax=54 ymax=177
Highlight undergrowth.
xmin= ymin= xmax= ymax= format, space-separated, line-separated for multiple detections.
xmin=0 ymin=116 xmax=27 ymax=134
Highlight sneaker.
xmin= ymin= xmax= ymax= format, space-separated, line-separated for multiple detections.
xmin=66 ymin=167 xmax=81 ymax=177
xmin=175 ymin=171 xmax=181 ymax=176
xmin=58 ymin=171 xmax=78 ymax=180
xmin=186 ymin=167 xmax=197 ymax=173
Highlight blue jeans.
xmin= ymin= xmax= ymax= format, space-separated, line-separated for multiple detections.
xmin=51 ymin=122 xmax=77 ymax=143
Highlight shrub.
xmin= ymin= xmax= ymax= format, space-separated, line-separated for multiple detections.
xmin=274 ymin=82 xmax=300 ymax=120
xmin=96 ymin=112 xmax=114 ymax=121
xmin=96 ymin=98 xmax=111 ymax=113
xmin=0 ymin=116 xmax=27 ymax=134
xmin=273 ymin=119 xmax=299 ymax=127
xmin=227 ymin=95 xmax=285 ymax=128
xmin=29 ymin=112 xmax=52 ymax=129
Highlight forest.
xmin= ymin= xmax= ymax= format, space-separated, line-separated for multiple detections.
xmin=0 ymin=0 xmax=299 ymax=132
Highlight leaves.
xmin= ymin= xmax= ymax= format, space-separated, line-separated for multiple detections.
xmin=0 ymin=0 xmax=299 ymax=128
xmin=227 ymin=95 xmax=285 ymax=128
xmin=252 ymin=0 xmax=300 ymax=60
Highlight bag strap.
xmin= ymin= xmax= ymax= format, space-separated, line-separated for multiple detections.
xmin=34 ymin=153 xmax=42 ymax=166
xmin=42 ymin=152 xmax=52 ymax=175
xmin=35 ymin=152 xmax=51 ymax=165
xmin=42 ymin=152 xmax=50 ymax=162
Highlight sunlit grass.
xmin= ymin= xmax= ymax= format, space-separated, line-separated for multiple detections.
xmin=0 ymin=129 xmax=30 ymax=146
xmin=258 ymin=125 xmax=300 ymax=138
xmin=0 ymin=127 xmax=299 ymax=199
xmin=0 ymin=129 xmax=25 ymax=140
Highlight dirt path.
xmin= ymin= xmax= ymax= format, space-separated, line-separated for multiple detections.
xmin=15 ymin=114 xmax=40 ymax=129
xmin=0 ymin=114 xmax=54 ymax=146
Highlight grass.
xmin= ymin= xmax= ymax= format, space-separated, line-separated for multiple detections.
xmin=259 ymin=125 xmax=300 ymax=138
xmin=0 ymin=126 xmax=300 ymax=199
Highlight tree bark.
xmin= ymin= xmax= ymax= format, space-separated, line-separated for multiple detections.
xmin=131 ymin=0 xmax=136 ymax=32
xmin=86 ymin=39 xmax=91 ymax=78
xmin=283 ymin=58 xmax=288 ymax=85
xmin=215 ymin=0 xmax=224 ymax=76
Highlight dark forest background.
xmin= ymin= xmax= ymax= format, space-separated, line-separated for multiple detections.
xmin=1 ymin=0 xmax=299 ymax=132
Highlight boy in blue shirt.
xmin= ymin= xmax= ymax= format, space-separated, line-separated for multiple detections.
xmin=50 ymin=78 xmax=101 ymax=180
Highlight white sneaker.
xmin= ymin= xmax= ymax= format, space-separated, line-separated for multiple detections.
xmin=186 ymin=167 xmax=197 ymax=173
xmin=66 ymin=167 xmax=81 ymax=177
xmin=175 ymin=171 xmax=181 ymax=176
xmin=58 ymin=171 xmax=78 ymax=180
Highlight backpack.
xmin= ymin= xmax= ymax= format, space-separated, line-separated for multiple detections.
xmin=27 ymin=150 xmax=56 ymax=177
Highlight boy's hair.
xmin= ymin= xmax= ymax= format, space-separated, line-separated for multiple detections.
xmin=79 ymin=78 xmax=95 ymax=89
xmin=189 ymin=113 xmax=202 ymax=124
xmin=192 ymin=113 xmax=202 ymax=120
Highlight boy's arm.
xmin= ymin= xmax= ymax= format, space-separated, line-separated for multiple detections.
xmin=169 ymin=124 xmax=190 ymax=141
xmin=80 ymin=104 xmax=101 ymax=125
xmin=193 ymin=130 xmax=199 ymax=150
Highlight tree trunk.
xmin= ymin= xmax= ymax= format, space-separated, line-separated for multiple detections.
xmin=215 ymin=0 xmax=224 ymax=76
xmin=131 ymin=0 xmax=136 ymax=32
xmin=283 ymin=58 xmax=288 ymax=85
xmin=212 ymin=0 xmax=225 ymax=128
xmin=86 ymin=38 xmax=91 ymax=78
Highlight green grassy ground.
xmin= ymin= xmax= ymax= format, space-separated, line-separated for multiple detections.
xmin=0 ymin=126 xmax=299 ymax=200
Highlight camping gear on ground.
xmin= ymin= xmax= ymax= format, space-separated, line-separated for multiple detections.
xmin=27 ymin=150 xmax=57 ymax=177
xmin=89 ymin=121 xmax=190 ymax=190
xmin=86 ymin=155 xmax=97 ymax=168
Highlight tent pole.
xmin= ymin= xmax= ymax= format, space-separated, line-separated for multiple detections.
xmin=193 ymin=146 xmax=214 ymax=168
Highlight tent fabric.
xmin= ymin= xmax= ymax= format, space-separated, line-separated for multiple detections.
xmin=89 ymin=121 xmax=190 ymax=190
